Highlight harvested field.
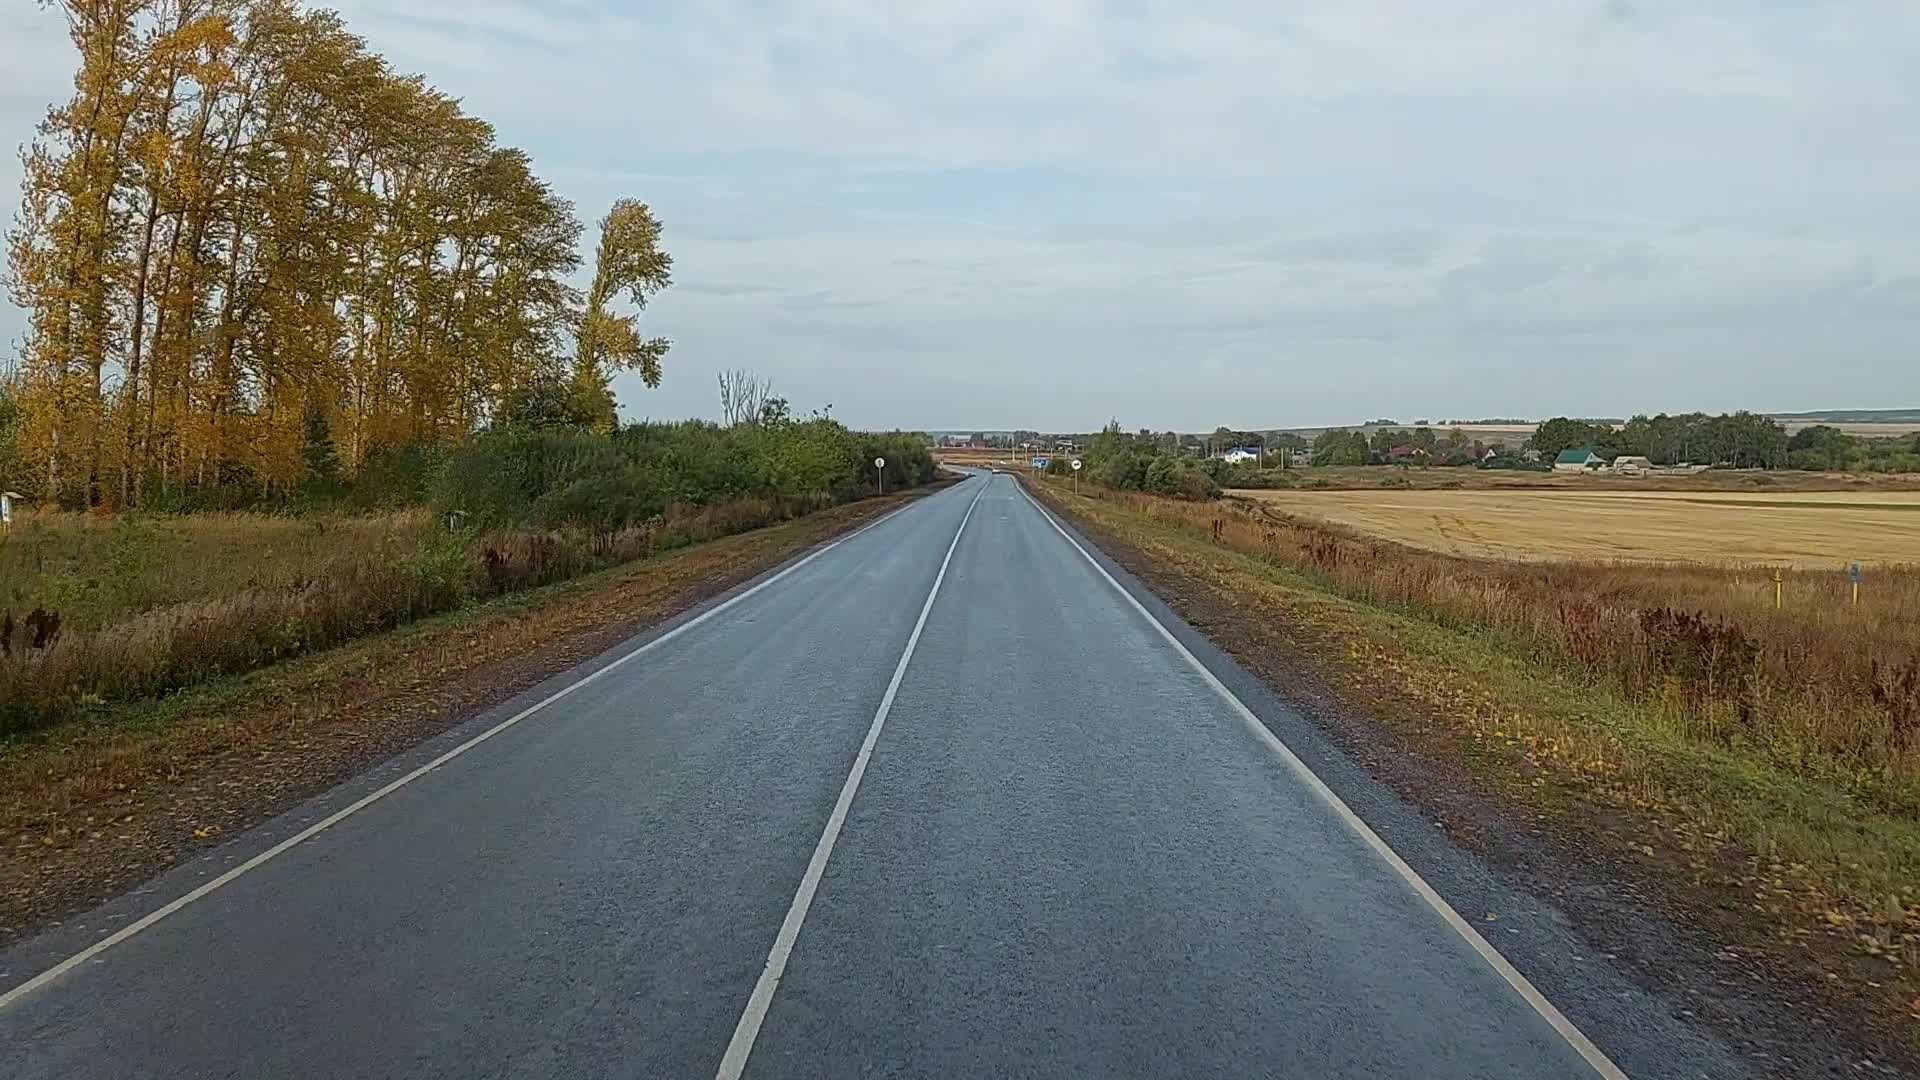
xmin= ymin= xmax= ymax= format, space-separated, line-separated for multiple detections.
xmin=1233 ymin=488 xmax=1920 ymax=567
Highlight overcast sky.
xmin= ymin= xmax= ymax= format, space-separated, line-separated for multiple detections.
xmin=4 ymin=1 xmax=1919 ymax=431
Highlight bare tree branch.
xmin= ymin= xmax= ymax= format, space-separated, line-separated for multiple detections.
xmin=718 ymin=368 xmax=773 ymax=425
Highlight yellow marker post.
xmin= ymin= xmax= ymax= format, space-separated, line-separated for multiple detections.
xmin=1849 ymin=563 xmax=1862 ymax=607
xmin=1773 ymin=567 xmax=1784 ymax=611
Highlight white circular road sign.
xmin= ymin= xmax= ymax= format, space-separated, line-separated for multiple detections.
xmin=1071 ymin=459 xmax=1084 ymax=471
xmin=874 ymin=457 xmax=886 ymax=469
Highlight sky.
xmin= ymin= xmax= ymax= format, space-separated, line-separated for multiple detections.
xmin=4 ymin=1 xmax=1919 ymax=432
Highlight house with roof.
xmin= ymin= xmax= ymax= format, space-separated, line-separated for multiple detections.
xmin=1611 ymin=455 xmax=1655 ymax=476
xmin=1552 ymin=449 xmax=1606 ymax=473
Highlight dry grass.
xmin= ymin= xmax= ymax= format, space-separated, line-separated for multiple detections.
xmin=0 ymin=511 xmax=434 ymax=630
xmin=0 ymin=494 xmax=846 ymax=736
xmin=1236 ymin=488 xmax=1920 ymax=568
xmin=1033 ymin=478 xmax=1920 ymax=982
xmin=0 ymin=490 xmax=925 ymax=938
xmin=1058 ymin=483 xmax=1920 ymax=808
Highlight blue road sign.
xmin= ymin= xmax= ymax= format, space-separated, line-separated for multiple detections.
xmin=1849 ymin=563 xmax=1862 ymax=584
xmin=1032 ymin=457 xmax=1050 ymax=469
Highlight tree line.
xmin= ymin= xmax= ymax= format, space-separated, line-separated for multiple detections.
xmin=1308 ymin=425 xmax=1487 ymax=467
xmin=5 ymin=0 xmax=669 ymax=510
xmin=1301 ymin=412 xmax=1918 ymax=473
xmin=1527 ymin=413 xmax=1785 ymax=468
xmin=1529 ymin=412 xmax=1919 ymax=472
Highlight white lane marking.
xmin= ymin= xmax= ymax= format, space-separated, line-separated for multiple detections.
xmin=0 ymin=484 xmax=969 ymax=1013
xmin=714 ymin=477 xmax=989 ymax=1080
xmin=1015 ymin=484 xmax=1630 ymax=1080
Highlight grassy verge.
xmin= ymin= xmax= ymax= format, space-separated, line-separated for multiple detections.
xmin=0 ymin=494 xmax=901 ymax=735
xmin=0 ymin=486 xmax=938 ymax=937
xmin=1028 ymin=477 xmax=1920 ymax=1040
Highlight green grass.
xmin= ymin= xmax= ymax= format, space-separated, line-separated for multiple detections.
xmin=0 ymin=511 xmax=431 ymax=630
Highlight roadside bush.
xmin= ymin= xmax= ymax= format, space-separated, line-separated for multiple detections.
xmin=351 ymin=441 xmax=449 ymax=509
xmin=856 ymin=431 xmax=938 ymax=495
xmin=0 ymin=418 xmax=938 ymax=736
xmin=1093 ymin=451 xmax=1152 ymax=491
xmin=1143 ymin=456 xmax=1219 ymax=500
xmin=1144 ymin=456 xmax=1180 ymax=495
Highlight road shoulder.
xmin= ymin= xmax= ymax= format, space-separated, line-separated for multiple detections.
xmin=1023 ymin=474 xmax=1917 ymax=1080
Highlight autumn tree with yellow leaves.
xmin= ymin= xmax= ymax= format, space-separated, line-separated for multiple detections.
xmin=4 ymin=0 xmax=670 ymax=508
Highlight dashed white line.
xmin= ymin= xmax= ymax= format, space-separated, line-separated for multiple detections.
xmin=1015 ymin=482 xmax=1630 ymax=1080
xmin=713 ymin=477 xmax=988 ymax=1080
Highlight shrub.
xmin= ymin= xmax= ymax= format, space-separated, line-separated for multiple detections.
xmin=1094 ymin=451 xmax=1152 ymax=491
xmin=1145 ymin=455 xmax=1180 ymax=495
xmin=352 ymin=441 xmax=449 ymax=509
xmin=1144 ymin=456 xmax=1219 ymax=500
xmin=0 ymin=418 xmax=939 ymax=735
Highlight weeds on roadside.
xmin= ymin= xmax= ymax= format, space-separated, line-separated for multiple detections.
xmin=0 ymin=494 xmax=848 ymax=737
xmin=1055 ymin=482 xmax=1920 ymax=806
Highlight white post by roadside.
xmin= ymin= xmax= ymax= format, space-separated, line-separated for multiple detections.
xmin=875 ymin=457 xmax=886 ymax=496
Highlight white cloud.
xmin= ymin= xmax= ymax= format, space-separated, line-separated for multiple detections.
xmin=4 ymin=0 xmax=1920 ymax=428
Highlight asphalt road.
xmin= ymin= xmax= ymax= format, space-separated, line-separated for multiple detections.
xmin=0 ymin=471 xmax=1754 ymax=1078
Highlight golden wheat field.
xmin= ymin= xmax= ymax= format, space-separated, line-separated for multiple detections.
xmin=1232 ymin=488 xmax=1920 ymax=567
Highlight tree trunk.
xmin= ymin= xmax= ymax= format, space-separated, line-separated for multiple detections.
xmin=122 ymin=184 xmax=162 ymax=507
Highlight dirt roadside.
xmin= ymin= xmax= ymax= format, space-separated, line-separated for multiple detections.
xmin=1025 ymin=476 xmax=1918 ymax=1079
xmin=0 ymin=483 xmax=952 ymax=943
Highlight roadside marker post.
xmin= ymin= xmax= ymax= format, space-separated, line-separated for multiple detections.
xmin=1071 ymin=458 xmax=1083 ymax=494
xmin=875 ymin=457 xmax=886 ymax=496
xmin=1849 ymin=563 xmax=1862 ymax=607
xmin=1773 ymin=567 xmax=1784 ymax=611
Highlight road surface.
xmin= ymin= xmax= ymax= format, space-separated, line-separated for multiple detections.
xmin=1 ymin=472 xmax=1750 ymax=1078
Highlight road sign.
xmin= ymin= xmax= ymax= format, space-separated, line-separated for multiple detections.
xmin=1071 ymin=459 xmax=1083 ymax=472
xmin=1031 ymin=457 xmax=1050 ymax=469
xmin=1849 ymin=563 xmax=1862 ymax=584
xmin=874 ymin=457 xmax=886 ymax=469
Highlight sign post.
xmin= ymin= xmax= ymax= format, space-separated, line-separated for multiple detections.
xmin=1849 ymin=563 xmax=1862 ymax=607
xmin=1071 ymin=458 xmax=1083 ymax=494
xmin=874 ymin=457 xmax=886 ymax=496
xmin=1773 ymin=567 xmax=1784 ymax=610
xmin=0 ymin=491 xmax=18 ymax=534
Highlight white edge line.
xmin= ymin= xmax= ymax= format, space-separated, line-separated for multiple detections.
xmin=1016 ymin=483 xmax=1630 ymax=1080
xmin=0 ymin=484 xmax=963 ymax=1013
xmin=714 ymin=478 xmax=988 ymax=1080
